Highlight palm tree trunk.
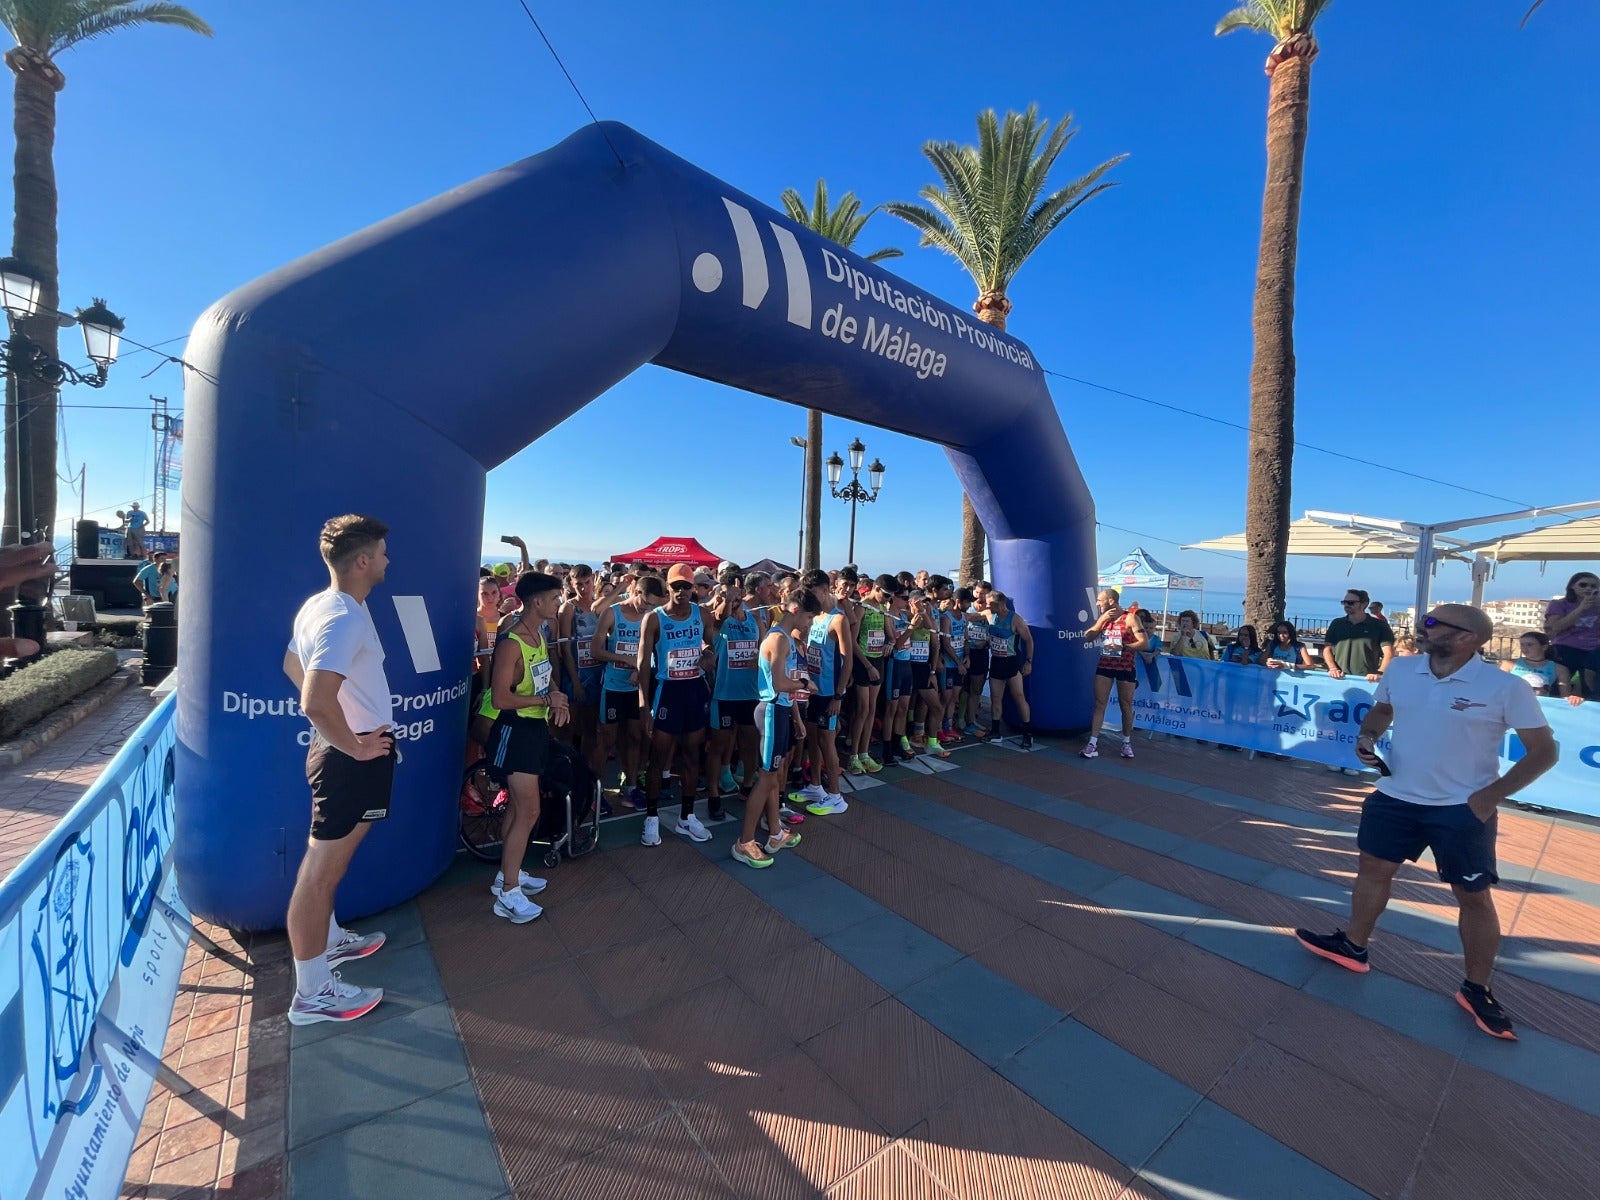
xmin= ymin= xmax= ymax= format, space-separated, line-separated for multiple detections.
xmin=803 ymin=407 xmax=822 ymax=571
xmin=1242 ymin=52 xmax=1312 ymax=631
xmin=958 ymin=305 xmax=1010 ymax=584
xmin=4 ymin=52 xmax=62 ymax=549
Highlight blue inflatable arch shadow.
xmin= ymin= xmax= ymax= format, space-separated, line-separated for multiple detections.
xmin=176 ymin=123 xmax=1098 ymax=928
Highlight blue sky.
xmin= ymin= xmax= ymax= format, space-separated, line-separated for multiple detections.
xmin=24 ymin=0 xmax=1599 ymax=602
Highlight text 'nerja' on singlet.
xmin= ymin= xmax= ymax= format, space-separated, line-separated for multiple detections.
xmin=806 ymin=611 xmax=844 ymax=697
xmin=506 ymin=629 xmax=553 ymax=720
xmin=602 ymin=606 xmax=643 ymax=693
xmin=714 ymin=609 xmax=762 ymax=701
xmin=989 ymin=612 xmax=1017 ymax=659
xmin=857 ymin=605 xmax=888 ymax=659
xmin=758 ymin=628 xmax=801 ymax=707
xmin=652 ymin=604 xmax=705 ymax=709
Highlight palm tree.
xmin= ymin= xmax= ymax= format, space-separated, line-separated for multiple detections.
xmin=779 ymin=180 xmax=901 ymax=572
xmin=886 ymin=106 xmax=1125 ymax=584
xmin=1215 ymin=0 xmax=1332 ymax=630
xmin=0 ymin=2 xmax=211 ymax=556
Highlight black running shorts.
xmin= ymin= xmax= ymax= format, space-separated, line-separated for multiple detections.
xmin=307 ymin=734 xmax=396 ymax=841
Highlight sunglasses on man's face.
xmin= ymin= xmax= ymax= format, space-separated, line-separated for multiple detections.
xmin=1422 ymin=615 xmax=1472 ymax=635
xmin=1341 ymin=600 xmax=1361 ymax=607
xmin=669 ymin=581 xmax=694 ymax=592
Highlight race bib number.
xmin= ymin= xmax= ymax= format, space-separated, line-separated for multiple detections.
xmin=1100 ymin=626 xmax=1125 ymax=659
xmin=968 ymin=624 xmax=989 ymax=648
xmin=531 ymin=659 xmax=553 ymax=696
xmin=910 ymin=639 xmax=930 ymax=662
xmin=576 ymin=637 xmax=594 ymax=668
xmin=866 ymin=628 xmax=885 ymax=654
xmin=617 ymin=637 xmax=639 ymax=658
xmin=666 ymin=645 xmax=701 ymax=680
xmin=727 ymin=639 xmax=757 ymax=669
xmin=806 ymin=643 xmax=823 ymax=674
xmin=951 ymin=633 xmax=965 ymax=655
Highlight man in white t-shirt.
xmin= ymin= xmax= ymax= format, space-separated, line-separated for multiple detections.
xmin=1296 ymin=603 xmax=1558 ymax=1041
xmin=281 ymin=514 xmax=397 ymax=1026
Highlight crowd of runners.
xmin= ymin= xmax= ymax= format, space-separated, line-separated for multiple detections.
xmin=469 ymin=554 xmax=1037 ymax=913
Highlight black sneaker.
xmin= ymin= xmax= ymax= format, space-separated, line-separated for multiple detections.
xmin=1456 ymin=982 xmax=1517 ymax=1040
xmin=1020 ymin=733 xmax=1034 ymax=750
xmin=1294 ymin=928 xmax=1370 ymax=973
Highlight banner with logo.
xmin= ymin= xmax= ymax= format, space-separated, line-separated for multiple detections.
xmin=0 ymin=694 xmax=190 ymax=1200
xmin=1111 ymin=656 xmax=1600 ymax=818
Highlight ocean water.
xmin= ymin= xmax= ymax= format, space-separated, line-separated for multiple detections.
xmin=1112 ymin=586 xmax=1348 ymax=628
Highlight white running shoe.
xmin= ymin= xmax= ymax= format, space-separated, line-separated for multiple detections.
xmin=641 ymin=815 xmax=662 ymax=846
xmin=675 ymin=814 xmax=712 ymax=843
xmin=792 ymin=784 xmax=827 ymax=805
xmin=287 ymin=973 xmax=384 ymax=1025
xmin=493 ymin=888 xmax=544 ymax=923
xmin=326 ymin=928 xmax=386 ymax=966
xmin=490 ymin=870 xmax=549 ymax=897
xmin=1080 ymin=741 xmax=1099 ymax=759
xmin=806 ymin=794 xmax=849 ymax=816
xmin=1120 ymin=742 xmax=1135 ymax=760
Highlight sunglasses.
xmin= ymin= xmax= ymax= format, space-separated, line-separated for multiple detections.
xmin=1422 ymin=615 xmax=1471 ymax=635
xmin=1341 ymin=600 xmax=1361 ymax=607
xmin=669 ymin=581 xmax=694 ymax=592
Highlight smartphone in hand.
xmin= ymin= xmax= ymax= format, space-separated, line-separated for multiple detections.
xmin=499 ymin=535 xmax=516 ymax=545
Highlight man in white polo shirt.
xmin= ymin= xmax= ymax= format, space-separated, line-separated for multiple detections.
xmin=281 ymin=514 xmax=397 ymax=1026
xmin=1295 ymin=603 xmax=1557 ymax=1040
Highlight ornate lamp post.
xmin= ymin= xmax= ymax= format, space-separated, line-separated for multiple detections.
xmin=826 ymin=437 xmax=885 ymax=565
xmin=1 ymin=257 xmax=123 ymax=658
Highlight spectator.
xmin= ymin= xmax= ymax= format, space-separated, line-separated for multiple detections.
xmin=1134 ymin=609 xmax=1162 ymax=660
xmin=1168 ymin=610 xmax=1217 ymax=659
xmin=1502 ymin=631 xmax=1584 ymax=706
xmin=124 ymin=501 xmax=148 ymax=557
xmin=1369 ymin=600 xmax=1388 ymax=623
xmin=1264 ymin=621 xmax=1315 ymax=669
xmin=1394 ymin=634 xmax=1419 ymax=657
xmin=1544 ymin=572 xmax=1599 ymax=700
xmin=1323 ymin=589 xmax=1395 ymax=682
xmin=1221 ymin=624 xmax=1266 ymax=665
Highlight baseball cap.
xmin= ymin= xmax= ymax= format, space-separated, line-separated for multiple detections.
xmin=492 ymin=563 xmax=512 ymax=578
xmin=667 ymin=563 xmax=696 ymax=585
xmin=716 ymin=560 xmax=739 ymax=575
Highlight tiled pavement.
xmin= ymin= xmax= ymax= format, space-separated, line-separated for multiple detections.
xmin=275 ymin=734 xmax=1600 ymax=1200
xmin=0 ymin=712 xmax=1581 ymax=1198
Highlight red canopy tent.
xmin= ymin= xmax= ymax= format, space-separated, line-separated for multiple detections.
xmin=611 ymin=535 xmax=724 ymax=569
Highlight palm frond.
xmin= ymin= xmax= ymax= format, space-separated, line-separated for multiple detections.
xmin=1521 ymin=0 xmax=1544 ymax=28
xmin=864 ymin=247 xmax=902 ymax=263
xmin=1215 ymin=0 xmax=1331 ymax=39
xmin=780 ymin=177 xmax=901 ymax=261
xmin=53 ymin=1 xmax=211 ymax=54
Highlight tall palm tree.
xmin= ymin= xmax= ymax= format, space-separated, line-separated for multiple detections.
xmin=0 ymin=2 xmax=211 ymax=556
xmin=1216 ymin=0 xmax=1332 ymax=629
xmin=779 ymin=180 xmax=901 ymax=572
xmin=886 ymin=105 xmax=1125 ymax=584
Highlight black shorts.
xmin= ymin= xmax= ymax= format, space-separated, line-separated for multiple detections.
xmin=966 ymin=648 xmax=989 ymax=680
xmin=1550 ymin=643 xmax=1600 ymax=675
xmin=943 ymin=665 xmax=962 ymax=691
xmin=989 ymin=654 xmax=1021 ymax=682
xmin=487 ymin=714 xmax=551 ymax=781
xmin=886 ymin=658 xmax=911 ymax=700
xmin=852 ymin=656 xmax=884 ymax=689
xmin=808 ymin=698 xmax=844 ymax=731
xmin=1096 ymin=664 xmax=1137 ymax=684
xmin=653 ymin=678 xmax=710 ymax=736
xmin=757 ymin=700 xmax=795 ymax=771
xmin=712 ymin=697 xmax=757 ymax=729
xmin=601 ymin=689 xmax=640 ymax=726
xmin=307 ymin=734 xmax=395 ymax=841
xmin=909 ymin=659 xmax=935 ymax=691
xmin=1357 ymin=790 xmax=1499 ymax=892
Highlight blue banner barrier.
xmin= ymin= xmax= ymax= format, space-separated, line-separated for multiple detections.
xmin=1111 ymin=656 xmax=1600 ymax=818
xmin=0 ymin=693 xmax=191 ymax=1200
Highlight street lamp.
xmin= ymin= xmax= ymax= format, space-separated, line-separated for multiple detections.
xmin=826 ymin=437 xmax=885 ymax=564
xmin=1 ymin=257 xmax=124 ymax=660
xmin=789 ymin=435 xmax=807 ymax=568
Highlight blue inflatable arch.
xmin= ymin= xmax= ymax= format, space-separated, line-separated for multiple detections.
xmin=176 ymin=123 xmax=1099 ymax=929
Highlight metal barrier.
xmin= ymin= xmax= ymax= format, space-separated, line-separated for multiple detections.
xmin=0 ymin=693 xmax=191 ymax=1200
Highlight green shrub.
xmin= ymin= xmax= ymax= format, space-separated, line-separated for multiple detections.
xmin=0 ymin=647 xmax=120 ymax=739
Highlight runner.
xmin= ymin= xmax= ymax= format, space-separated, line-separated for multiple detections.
xmin=733 ymin=585 xmax=819 ymax=867
xmin=883 ymin=583 xmax=917 ymax=762
xmin=1081 ymin=588 xmax=1149 ymax=760
xmin=797 ymin=568 xmax=852 ymax=815
xmin=282 ymin=515 xmax=394 ymax=1026
xmin=848 ymin=576 xmax=889 ymax=774
xmin=485 ymin=572 xmax=570 ymax=923
xmin=706 ymin=572 xmax=762 ymax=820
xmin=985 ymin=591 xmax=1036 ymax=748
xmin=637 ymin=564 xmax=714 ymax=847
xmin=961 ymin=588 xmax=990 ymax=737
xmin=906 ymin=589 xmax=949 ymax=759
xmin=593 ymin=572 xmax=661 ymax=809
xmin=557 ymin=564 xmax=602 ymax=767
xmin=938 ymin=580 xmax=969 ymax=743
